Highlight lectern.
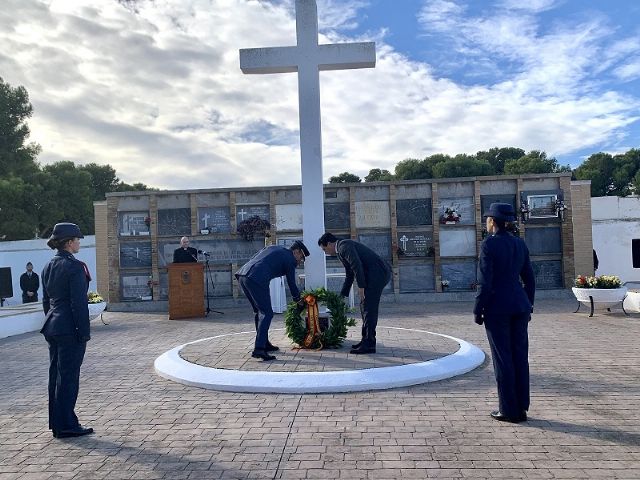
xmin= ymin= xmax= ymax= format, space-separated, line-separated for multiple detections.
xmin=168 ymin=263 xmax=205 ymax=320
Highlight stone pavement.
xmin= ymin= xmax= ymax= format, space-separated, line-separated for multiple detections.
xmin=1 ymin=299 xmax=639 ymax=479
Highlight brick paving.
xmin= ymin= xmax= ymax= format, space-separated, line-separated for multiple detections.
xmin=0 ymin=299 xmax=639 ymax=479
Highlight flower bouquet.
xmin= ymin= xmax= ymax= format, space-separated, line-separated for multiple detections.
xmin=87 ymin=291 xmax=106 ymax=320
xmin=441 ymin=207 xmax=460 ymax=224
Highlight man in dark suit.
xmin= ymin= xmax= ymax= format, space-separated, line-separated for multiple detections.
xmin=173 ymin=236 xmax=198 ymax=263
xmin=474 ymin=203 xmax=535 ymax=423
xmin=20 ymin=261 xmax=40 ymax=303
xmin=235 ymin=241 xmax=309 ymax=361
xmin=318 ymin=233 xmax=392 ymax=354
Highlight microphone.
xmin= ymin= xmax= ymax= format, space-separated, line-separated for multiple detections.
xmin=198 ymin=250 xmax=210 ymax=256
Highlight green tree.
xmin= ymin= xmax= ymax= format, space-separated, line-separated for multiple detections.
xmin=0 ymin=175 xmax=40 ymax=240
xmin=364 ymin=168 xmax=394 ymax=182
xmin=328 ymin=172 xmax=362 ymax=183
xmin=476 ymin=147 xmax=525 ymax=174
xmin=503 ymin=150 xmax=568 ymax=175
xmin=394 ymin=157 xmax=434 ymax=180
xmin=0 ymin=77 xmax=40 ymax=176
xmin=573 ymin=152 xmax=616 ymax=196
xmin=432 ymin=154 xmax=493 ymax=178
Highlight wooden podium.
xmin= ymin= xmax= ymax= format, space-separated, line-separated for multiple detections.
xmin=168 ymin=263 xmax=205 ymax=320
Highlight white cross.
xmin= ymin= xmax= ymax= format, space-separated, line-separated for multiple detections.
xmin=238 ymin=208 xmax=248 ymax=221
xmin=202 ymin=213 xmax=211 ymax=228
xmin=240 ymin=0 xmax=376 ymax=288
xmin=400 ymin=235 xmax=408 ymax=250
xmin=134 ymin=247 xmax=140 ymax=258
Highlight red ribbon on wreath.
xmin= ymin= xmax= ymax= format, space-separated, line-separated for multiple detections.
xmin=302 ymin=294 xmax=323 ymax=349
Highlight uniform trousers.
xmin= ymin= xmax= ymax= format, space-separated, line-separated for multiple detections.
xmin=237 ymin=276 xmax=273 ymax=351
xmin=358 ymin=272 xmax=391 ymax=348
xmin=483 ymin=312 xmax=530 ymax=418
xmin=46 ymin=335 xmax=86 ymax=433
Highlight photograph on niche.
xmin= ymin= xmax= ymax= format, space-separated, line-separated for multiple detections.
xmin=527 ymin=194 xmax=558 ymax=218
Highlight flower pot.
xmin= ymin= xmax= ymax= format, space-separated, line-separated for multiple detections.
xmin=572 ymin=287 xmax=627 ymax=317
xmin=88 ymin=302 xmax=106 ymax=321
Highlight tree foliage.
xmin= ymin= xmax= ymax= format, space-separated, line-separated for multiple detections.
xmin=364 ymin=168 xmax=394 ymax=182
xmin=328 ymin=171 xmax=362 ymax=183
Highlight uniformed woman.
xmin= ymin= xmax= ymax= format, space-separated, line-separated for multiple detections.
xmin=41 ymin=223 xmax=94 ymax=438
xmin=474 ymin=203 xmax=536 ymax=423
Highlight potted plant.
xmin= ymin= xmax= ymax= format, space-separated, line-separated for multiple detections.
xmin=572 ymin=275 xmax=627 ymax=317
xmin=441 ymin=279 xmax=450 ymax=291
xmin=88 ymin=291 xmax=107 ymax=321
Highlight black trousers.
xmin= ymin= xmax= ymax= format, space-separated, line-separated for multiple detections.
xmin=484 ymin=312 xmax=530 ymax=417
xmin=45 ymin=335 xmax=87 ymax=433
xmin=359 ymin=272 xmax=391 ymax=347
xmin=236 ymin=276 xmax=273 ymax=351
xmin=22 ymin=293 xmax=38 ymax=303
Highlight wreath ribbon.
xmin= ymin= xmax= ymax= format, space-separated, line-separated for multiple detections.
xmin=302 ymin=294 xmax=323 ymax=349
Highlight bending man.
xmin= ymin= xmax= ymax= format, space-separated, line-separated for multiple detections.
xmin=235 ymin=241 xmax=309 ymax=361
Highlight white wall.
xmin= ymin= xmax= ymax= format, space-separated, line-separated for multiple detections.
xmin=592 ymin=196 xmax=640 ymax=283
xmin=0 ymin=236 xmax=97 ymax=306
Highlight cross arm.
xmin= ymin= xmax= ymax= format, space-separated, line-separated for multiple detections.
xmin=240 ymin=46 xmax=300 ymax=74
xmin=316 ymin=42 xmax=376 ymax=71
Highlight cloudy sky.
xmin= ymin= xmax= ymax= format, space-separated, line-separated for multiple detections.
xmin=2 ymin=0 xmax=639 ymax=190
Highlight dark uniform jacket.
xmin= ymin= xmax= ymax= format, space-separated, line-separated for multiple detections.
xmin=173 ymin=247 xmax=198 ymax=263
xmin=474 ymin=230 xmax=535 ymax=316
xmin=235 ymin=246 xmax=301 ymax=301
xmin=41 ymin=251 xmax=90 ymax=340
xmin=336 ymin=239 xmax=391 ymax=297
xmin=20 ymin=271 xmax=40 ymax=297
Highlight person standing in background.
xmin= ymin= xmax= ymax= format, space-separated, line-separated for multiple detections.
xmin=20 ymin=262 xmax=39 ymax=303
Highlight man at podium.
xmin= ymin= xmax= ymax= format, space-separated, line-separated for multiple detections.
xmin=235 ymin=241 xmax=309 ymax=361
xmin=173 ymin=237 xmax=198 ymax=263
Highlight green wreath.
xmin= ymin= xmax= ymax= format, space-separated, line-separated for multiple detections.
xmin=284 ymin=287 xmax=356 ymax=349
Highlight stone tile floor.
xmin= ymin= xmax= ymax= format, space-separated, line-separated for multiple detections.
xmin=0 ymin=299 xmax=638 ymax=479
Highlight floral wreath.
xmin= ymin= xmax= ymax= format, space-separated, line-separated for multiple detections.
xmin=284 ymin=287 xmax=356 ymax=349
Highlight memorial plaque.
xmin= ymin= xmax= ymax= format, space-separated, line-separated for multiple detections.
xmin=480 ymin=195 xmax=516 ymax=216
xmin=157 ymin=208 xmax=191 ymax=236
xmin=396 ymin=198 xmax=432 ymax=226
xmin=196 ymin=239 xmax=264 ymax=264
xmin=118 ymin=211 xmax=150 ymax=236
xmin=324 ymin=202 xmax=350 ymax=230
xmin=397 ymin=231 xmax=434 ymax=257
xmin=197 ymin=207 xmax=231 ymax=233
xmin=532 ymin=260 xmax=563 ymax=289
xmin=441 ymin=261 xmax=477 ymax=291
xmin=236 ymin=205 xmax=270 ymax=223
xmin=439 ymin=228 xmax=476 ymax=257
xmin=121 ymin=274 xmax=153 ymax=301
xmin=358 ymin=233 xmax=392 ymax=260
xmin=527 ymin=194 xmax=557 ymax=218
xmin=399 ymin=264 xmax=435 ymax=293
xmin=119 ymin=242 xmax=152 ymax=268
xmin=204 ymin=269 xmax=233 ymax=297
xmin=277 ymin=236 xmax=302 ymax=249
xmin=439 ymin=197 xmax=475 ymax=225
xmin=275 ymin=204 xmax=303 ymax=231
xmin=525 ymin=227 xmax=562 ymax=255
xmin=355 ymin=201 xmax=390 ymax=228
xmin=158 ymin=271 xmax=169 ymax=300
xmin=158 ymin=240 xmax=180 ymax=267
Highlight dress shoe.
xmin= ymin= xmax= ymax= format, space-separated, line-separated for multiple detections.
xmin=54 ymin=426 xmax=94 ymax=438
xmin=351 ymin=341 xmax=362 ymax=349
xmin=265 ymin=342 xmax=280 ymax=352
xmin=490 ymin=411 xmax=526 ymax=423
xmin=350 ymin=346 xmax=376 ymax=354
xmin=251 ymin=350 xmax=276 ymax=361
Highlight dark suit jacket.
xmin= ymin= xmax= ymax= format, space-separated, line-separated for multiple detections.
xmin=235 ymin=246 xmax=301 ymax=301
xmin=336 ymin=239 xmax=391 ymax=297
xmin=173 ymin=247 xmax=198 ymax=263
xmin=474 ymin=230 xmax=535 ymax=316
xmin=20 ymin=271 xmax=39 ymax=295
xmin=41 ymin=251 xmax=90 ymax=340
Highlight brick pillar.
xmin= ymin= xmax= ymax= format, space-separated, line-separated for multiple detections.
xmin=106 ymin=197 xmax=121 ymax=302
xmin=93 ymin=201 xmax=109 ymax=300
xmin=570 ymin=180 xmax=594 ymax=277
xmin=389 ymin=184 xmax=399 ymax=294
xmin=560 ymin=175 xmax=576 ymax=287
xmin=432 ymin=183 xmax=442 ymax=292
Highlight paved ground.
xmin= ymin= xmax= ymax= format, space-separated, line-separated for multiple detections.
xmin=1 ymin=299 xmax=639 ymax=479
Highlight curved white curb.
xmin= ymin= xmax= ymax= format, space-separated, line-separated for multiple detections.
xmin=154 ymin=327 xmax=485 ymax=393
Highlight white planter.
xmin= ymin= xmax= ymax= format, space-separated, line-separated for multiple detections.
xmin=572 ymin=287 xmax=627 ymax=316
xmin=88 ymin=302 xmax=107 ymax=321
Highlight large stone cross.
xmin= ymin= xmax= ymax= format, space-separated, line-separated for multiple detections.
xmin=239 ymin=0 xmax=376 ymax=288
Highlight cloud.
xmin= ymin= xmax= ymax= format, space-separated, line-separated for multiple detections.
xmin=0 ymin=0 xmax=638 ymax=191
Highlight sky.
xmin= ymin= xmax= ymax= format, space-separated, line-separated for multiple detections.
xmin=1 ymin=0 xmax=639 ymax=190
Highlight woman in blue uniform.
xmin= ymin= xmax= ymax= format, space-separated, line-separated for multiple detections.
xmin=41 ymin=223 xmax=94 ymax=438
xmin=474 ymin=203 xmax=535 ymax=423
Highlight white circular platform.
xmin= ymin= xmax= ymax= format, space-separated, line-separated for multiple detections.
xmin=154 ymin=326 xmax=485 ymax=393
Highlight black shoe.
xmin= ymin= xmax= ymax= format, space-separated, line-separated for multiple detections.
xmin=54 ymin=426 xmax=94 ymax=438
xmin=265 ymin=342 xmax=280 ymax=352
xmin=351 ymin=341 xmax=362 ymax=349
xmin=490 ymin=411 xmax=526 ymax=423
xmin=350 ymin=346 xmax=376 ymax=354
xmin=251 ymin=350 xmax=276 ymax=361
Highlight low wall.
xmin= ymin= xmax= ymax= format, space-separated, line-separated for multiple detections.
xmin=0 ymin=303 xmax=45 ymax=339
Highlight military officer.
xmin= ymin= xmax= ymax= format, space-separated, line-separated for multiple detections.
xmin=41 ymin=223 xmax=94 ymax=438
xmin=235 ymin=241 xmax=309 ymax=361
xmin=474 ymin=203 xmax=536 ymax=423
xmin=20 ymin=261 xmax=40 ymax=303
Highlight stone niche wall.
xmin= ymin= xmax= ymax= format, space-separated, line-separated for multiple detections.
xmin=103 ymin=173 xmax=582 ymax=304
